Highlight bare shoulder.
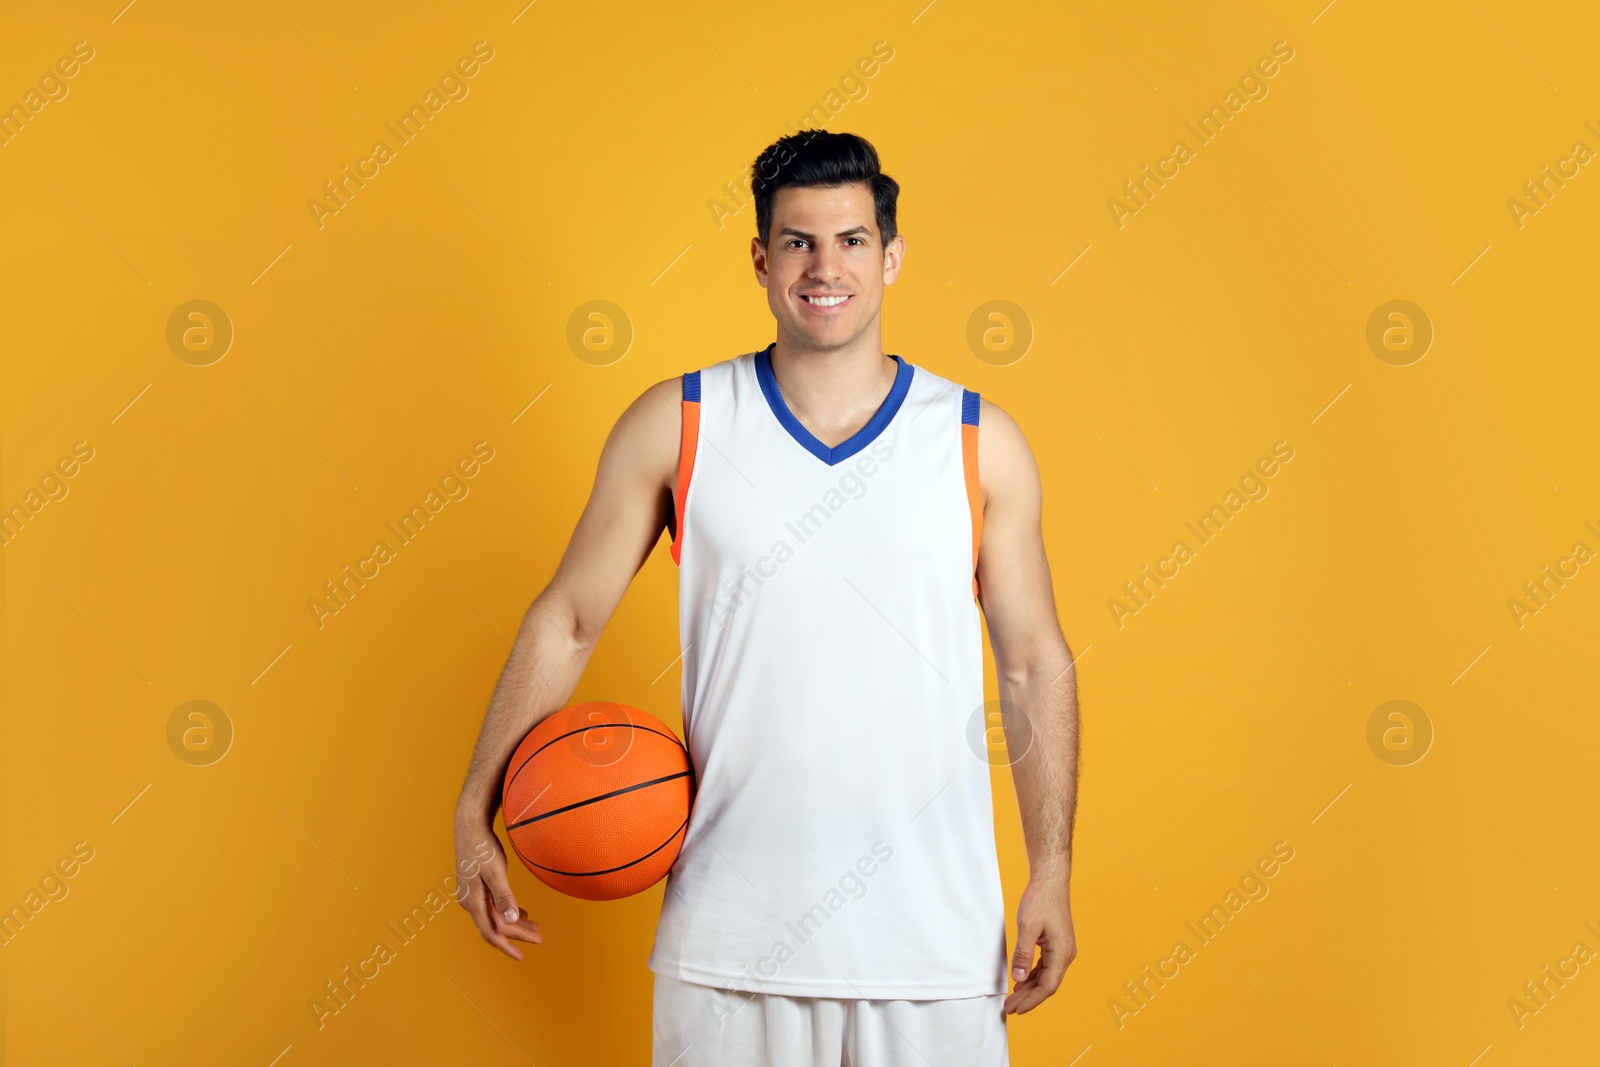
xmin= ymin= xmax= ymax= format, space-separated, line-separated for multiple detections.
xmin=976 ymin=395 xmax=1040 ymax=511
xmin=601 ymin=376 xmax=683 ymax=494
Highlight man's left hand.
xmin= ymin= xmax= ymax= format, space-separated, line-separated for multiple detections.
xmin=1003 ymin=873 xmax=1076 ymax=1016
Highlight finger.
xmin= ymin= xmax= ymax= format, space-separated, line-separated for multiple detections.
xmin=1004 ymin=973 xmax=1047 ymax=1014
xmin=1003 ymin=974 xmax=1033 ymax=1014
xmin=1003 ymin=973 xmax=1037 ymax=1012
xmin=480 ymin=852 xmax=522 ymax=928
xmin=464 ymin=879 xmax=524 ymax=960
xmin=1009 ymin=937 xmax=1077 ymax=1015
xmin=492 ymin=900 xmax=541 ymax=938
xmin=499 ymin=909 xmax=543 ymax=945
xmin=481 ymin=927 xmax=523 ymax=960
xmin=1010 ymin=921 xmax=1041 ymax=984
xmin=1006 ymin=988 xmax=1046 ymax=1015
xmin=1033 ymin=935 xmax=1070 ymax=997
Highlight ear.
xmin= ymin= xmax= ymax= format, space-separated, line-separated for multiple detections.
xmin=881 ymin=232 xmax=906 ymax=285
xmin=751 ymin=235 xmax=770 ymax=288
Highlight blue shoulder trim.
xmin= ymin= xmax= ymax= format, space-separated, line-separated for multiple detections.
xmin=683 ymin=370 xmax=701 ymax=402
xmin=961 ymin=389 xmax=980 ymax=426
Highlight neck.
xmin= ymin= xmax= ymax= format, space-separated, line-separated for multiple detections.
xmin=768 ymin=333 xmax=898 ymax=424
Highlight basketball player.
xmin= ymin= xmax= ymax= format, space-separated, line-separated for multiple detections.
xmin=453 ymin=131 xmax=1080 ymax=1065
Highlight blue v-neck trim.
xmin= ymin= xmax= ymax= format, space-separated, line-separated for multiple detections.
xmin=754 ymin=343 xmax=914 ymax=466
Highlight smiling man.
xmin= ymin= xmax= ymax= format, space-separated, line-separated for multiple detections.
xmin=452 ymin=131 xmax=1080 ymax=1066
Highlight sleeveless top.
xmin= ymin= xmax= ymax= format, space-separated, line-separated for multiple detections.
xmin=646 ymin=342 xmax=1009 ymax=999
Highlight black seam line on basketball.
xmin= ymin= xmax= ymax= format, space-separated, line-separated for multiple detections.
xmin=504 ymin=770 xmax=693 ymax=831
xmin=505 ymin=723 xmax=680 ymax=794
xmin=523 ymin=816 xmax=691 ymax=878
xmin=502 ymin=723 xmax=684 ymax=796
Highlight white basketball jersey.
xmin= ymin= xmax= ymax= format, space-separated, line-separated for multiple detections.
xmin=646 ymin=343 xmax=1009 ymax=1000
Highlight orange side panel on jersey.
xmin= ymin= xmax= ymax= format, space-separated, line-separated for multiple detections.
xmin=961 ymin=421 xmax=982 ymax=600
xmin=671 ymin=399 xmax=700 ymax=565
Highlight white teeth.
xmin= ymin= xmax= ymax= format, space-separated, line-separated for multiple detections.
xmin=805 ymin=295 xmax=849 ymax=307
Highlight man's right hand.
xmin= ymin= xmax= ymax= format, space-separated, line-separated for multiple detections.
xmin=454 ymin=815 xmax=543 ymax=960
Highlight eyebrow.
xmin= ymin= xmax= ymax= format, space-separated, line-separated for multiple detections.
xmin=777 ymin=225 xmax=873 ymax=241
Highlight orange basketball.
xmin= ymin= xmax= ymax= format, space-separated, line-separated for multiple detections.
xmin=501 ymin=701 xmax=694 ymax=901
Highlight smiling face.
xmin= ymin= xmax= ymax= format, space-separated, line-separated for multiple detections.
xmin=752 ymin=182 xmax=905 ymax=354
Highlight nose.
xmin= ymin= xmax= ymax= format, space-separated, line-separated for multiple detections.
xmin=808 ymin=244 xmax=845 ymax=285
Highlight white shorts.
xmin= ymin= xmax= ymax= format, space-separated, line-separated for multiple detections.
xmin=650 ymin=973 xmax=1010 ymax=1067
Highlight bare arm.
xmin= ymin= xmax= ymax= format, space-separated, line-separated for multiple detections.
xmin=974 ymin=397 xmax=1080 ymax=1015
xmin=453 ymin=376 xmax=682 ymax=958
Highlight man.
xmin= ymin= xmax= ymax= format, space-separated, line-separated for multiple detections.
xmin=453 ymin=130 xmax=1079 ymax=1065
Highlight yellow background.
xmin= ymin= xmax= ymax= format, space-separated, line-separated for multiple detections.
xmin=4 ymin=0 xmax=1599 ymax=1063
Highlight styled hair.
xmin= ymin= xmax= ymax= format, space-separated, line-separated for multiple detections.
xmin=750 ymin=131 xmax=899 ymax=249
